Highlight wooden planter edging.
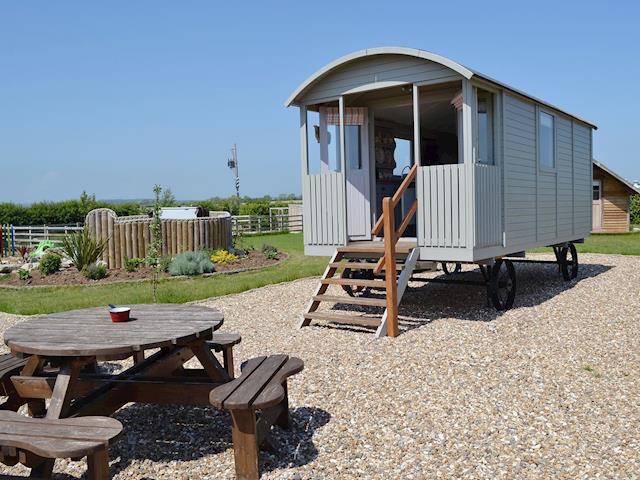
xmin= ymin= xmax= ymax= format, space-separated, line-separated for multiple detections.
xmin=86 ymin=209 xmax=232 ymax=269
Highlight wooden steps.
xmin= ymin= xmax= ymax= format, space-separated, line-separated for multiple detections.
xmin=312 ymin=294 xmax=387 ymax=307
xmin=300 ymin=240 xmax=420 ymax=337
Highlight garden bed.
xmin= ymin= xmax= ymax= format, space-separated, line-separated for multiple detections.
xmin=0 ymin=251 xmax=284 ymax=287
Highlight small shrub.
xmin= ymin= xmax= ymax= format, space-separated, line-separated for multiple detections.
xmin=159 ymin=255 xmax=172 ymax=273
xmin=168 ymin=251 xmax=215 ymax=276
xmin=84 ymin=262 xmax=108 ymax=280
xmin=211 ymin=249 xmax=240 ymax=264
xmin=39 ymin=252 xmax=62 ymax=276
xmin=62 ymin=228 xmax=108 ymax=272
xmin=264 ymin=249 xmax=279 ymax=260
xmin=261 ymin=243 xmax=279 ymax=260
xmin=124 ymin=257 xmax=145 ymax=273
xmin=18 ymin=269 xmax=31 ymax=281
xmin=17 ymin=245 xmax=30 ymax=259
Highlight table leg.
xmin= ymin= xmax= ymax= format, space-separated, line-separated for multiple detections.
xmin=190 ymin=341 xmax=230 ymax=382
xmin=31 ymin=458 xmax=54 ymax=478
xmin=133 ymin=351 xmax=145 ymax=365
xmin=46 ymin=359 xmax=83 ymax=419
xmin=20 ymin=355 xmax=47 ymax=417
xmin=230 ymin=409 xmax=260 ymax=480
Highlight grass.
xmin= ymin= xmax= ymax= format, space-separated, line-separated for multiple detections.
xmin=530 ymin=231 xmax=640 ymax=256
xmin=0 ymin=233 xmax=328 ymax=315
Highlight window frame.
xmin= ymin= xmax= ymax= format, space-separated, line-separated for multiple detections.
xmin=538 ymin=109 xmax=556 ymax=172
xmin=592 ymin=180 xmax=601 ymax=201
xmin=475 ymin=88 xmax=495 ymax=165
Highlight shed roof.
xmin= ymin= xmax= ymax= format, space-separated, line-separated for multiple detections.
xmin=593 ymin=159 xmax=640 ymax=195
xmin=285 ymin=47 xmax=597 ymax=129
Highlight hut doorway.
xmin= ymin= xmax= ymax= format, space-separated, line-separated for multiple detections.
xmin=592 ymin=179 xmax=603 ymax=231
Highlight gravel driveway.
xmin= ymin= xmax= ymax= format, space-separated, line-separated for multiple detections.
xmin=1 ymin=253 xmax=639 ymax=479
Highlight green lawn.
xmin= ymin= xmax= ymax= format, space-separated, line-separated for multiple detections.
xmin=0 ymin=233 xmax=328 ymax=316
xmin=530 ymin=231 xmax=640 ymax=255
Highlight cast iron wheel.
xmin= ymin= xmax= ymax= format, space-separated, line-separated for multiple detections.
xmin=442 ymin=262 xmax=462 ymax=275
xmin=341 ymin=264 xmax=374 ymax=297
xmin=488 ymin=259 xmax=516 ymax=311
xmin=560 ymin=243 xmax=579 ymax=281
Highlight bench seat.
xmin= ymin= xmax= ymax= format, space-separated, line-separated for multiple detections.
xmin=0 ymin=411 xmax=122 ymax=479
xmin=210 ymin=354 xmax=303 ymax=480
xmin=0 ymin=354 xmax=28 ymax=397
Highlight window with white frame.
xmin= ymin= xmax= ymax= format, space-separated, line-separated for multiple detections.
xmin=539 ymin=111 xmax=555 ymax=169
xmin=476 ymin=89 xmax=494 ymax=164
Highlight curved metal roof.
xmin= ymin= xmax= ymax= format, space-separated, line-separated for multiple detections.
xmin=285 ymin=47 xmax=596 ymax=129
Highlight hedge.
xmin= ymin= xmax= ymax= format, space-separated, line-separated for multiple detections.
xmin=631 ymin=194 xmax=640 ymax=226
xmin=0 ymin=200 xmax=142 ymax=226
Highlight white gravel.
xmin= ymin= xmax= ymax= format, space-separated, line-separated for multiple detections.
xmin=1 ymin=253 xmax=639 ymax=479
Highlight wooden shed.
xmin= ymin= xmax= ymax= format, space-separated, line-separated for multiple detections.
xmin=286 ymin=47 xmax=597 ymax=337
xmin=592 ymin=160 xmax=639 ymax=233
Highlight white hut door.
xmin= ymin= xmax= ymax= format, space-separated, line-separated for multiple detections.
xmin=345 ymin=114 xmax=372 ymax=240
xmin=592 ymin=180 xmax=602 ymax=231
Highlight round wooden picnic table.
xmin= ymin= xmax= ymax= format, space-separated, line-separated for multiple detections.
xmin=2 ymin=304 xmax=229 ymax=476
xmin=4 ymin=304 xmax=224 ymax=357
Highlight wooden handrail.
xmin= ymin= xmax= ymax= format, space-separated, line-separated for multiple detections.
xmin=371 ymin=164 xmax=418 ymax=236
xmin=368 ymin=165 xmax=419 ymax=337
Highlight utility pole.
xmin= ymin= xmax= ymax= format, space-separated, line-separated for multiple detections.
xmin=227 ymin=144 xmax=240 ymax=199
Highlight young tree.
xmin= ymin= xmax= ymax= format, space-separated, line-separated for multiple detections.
xmin=160 ymin=188 xmax=176 ymax=207
xmin=147 ymin=185 xmax=164 ymax=302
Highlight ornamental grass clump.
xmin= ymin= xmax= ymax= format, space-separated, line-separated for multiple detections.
xmin=85 ymin=262 xmax=108 ymax=280
xmin=168 ymin=251 xmax=215 ymax=276
xmin=61 ymin=228 xmax=108 ymax=273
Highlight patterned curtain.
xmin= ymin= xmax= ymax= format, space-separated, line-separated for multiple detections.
xmin=321 ymin=107 xmax=367 ymax=125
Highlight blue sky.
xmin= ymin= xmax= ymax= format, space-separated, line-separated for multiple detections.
xmin=1 ymin=1 xmax=638 ymax=203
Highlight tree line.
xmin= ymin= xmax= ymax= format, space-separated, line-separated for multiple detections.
xmin=0 ymin=190 xmax=301 ymax=226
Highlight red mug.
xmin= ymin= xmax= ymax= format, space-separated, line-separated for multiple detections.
xmin=109 ymin=307 xmax=131 ymax=322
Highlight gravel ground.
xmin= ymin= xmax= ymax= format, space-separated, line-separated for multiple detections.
xmin=1 ymin=253 xmax=639 ymax=479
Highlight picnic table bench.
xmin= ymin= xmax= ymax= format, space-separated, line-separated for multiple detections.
xmin=210 ymin=354 xmax=304 ymax=480
xmin=0 ymin=411 xmax=122 ymax=479
xmin=0 ymin=354 xmax=28 ymax=410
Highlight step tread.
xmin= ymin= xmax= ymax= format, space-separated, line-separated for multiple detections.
xmin=321 ymin=278 xmax=387 ymax=288
xmin=313 ymin=294 xmax=387 ymax=307
xmin=303 ymin=312 xmax=381 ymax=327
xmin=338 ymin=241 xmax=417 ymax=254
xmin=329 ymin=262 xmax=402 ymax=270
